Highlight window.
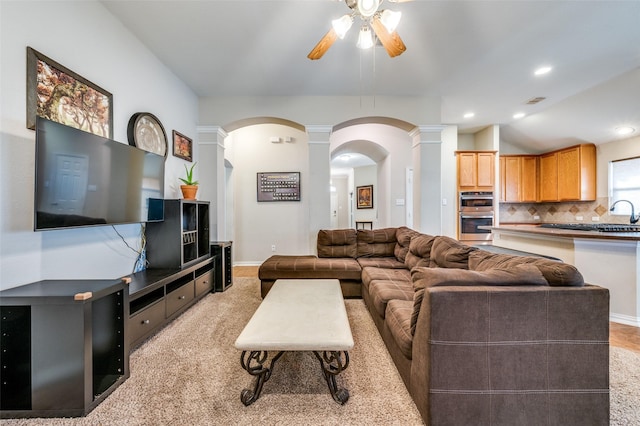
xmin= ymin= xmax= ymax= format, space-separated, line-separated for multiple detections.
xmin=609 ymin=156 xmax=640 ymax=216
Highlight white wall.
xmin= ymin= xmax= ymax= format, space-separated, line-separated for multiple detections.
xmin=0 ymin=1 xmax=198 ymax=289
xmin=225 ymin=124 xmax=310 ymax=264
xmin=596 ymin=134 xmax=640 ymax=198
xmin=354 ymin=166 xmax=378 ymax=224
xmin=199 ymin=96 xmax=441 ymax=129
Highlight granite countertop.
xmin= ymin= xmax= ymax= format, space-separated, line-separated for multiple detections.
xmin=488 ymin=224 xmax=640 ymax=241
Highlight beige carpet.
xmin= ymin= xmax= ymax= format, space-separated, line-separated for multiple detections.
xmin=2 ymin=277 xmax=639 ymax=425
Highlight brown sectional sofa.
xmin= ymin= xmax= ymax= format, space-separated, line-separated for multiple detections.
xmin=258 ymin=227 xmax=610 ymax=425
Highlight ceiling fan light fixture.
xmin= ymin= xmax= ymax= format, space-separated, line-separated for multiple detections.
xmin=380 ymin=9 xmax=401 ymax=33
xmin=357 ymin=25 xmax=374 ymax=49
xmin=357 ymin=0 xmax=380 ymax=18
xmin=332 ymin=14 xmax=354 ymax=39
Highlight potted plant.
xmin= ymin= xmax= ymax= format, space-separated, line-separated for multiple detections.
xmin=179 ymin=162 xmax=199 ymax=200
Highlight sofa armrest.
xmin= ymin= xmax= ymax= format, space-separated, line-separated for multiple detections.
xmin=409 ymin=284 xmax=610 ymax=424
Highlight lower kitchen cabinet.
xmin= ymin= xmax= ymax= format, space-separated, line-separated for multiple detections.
xmin=127 ymin=256 xmax=216 ymax=349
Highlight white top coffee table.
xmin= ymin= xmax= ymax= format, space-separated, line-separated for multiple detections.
xmin=235 ymin=279 xmax=354 ymax=405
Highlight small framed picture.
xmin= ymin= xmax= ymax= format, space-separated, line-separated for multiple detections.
xmin=172 ymin=130 xmax=193 ymax=162
xmin=357 ymin=185 xmax=374 ymax=209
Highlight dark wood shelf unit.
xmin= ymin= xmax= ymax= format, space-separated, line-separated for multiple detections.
xmin=211 ymin=241 xmax=232 ymax=292
xmin=0 ymin=279 xmax=129 ymax=418
xmin=146 ymin=199 xmax=211 ymax=269
xmin=127 ymin=256 xmax=215 ymax=349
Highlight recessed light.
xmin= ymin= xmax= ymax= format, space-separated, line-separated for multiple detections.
xmin=463 ymin=112 xmax=475 ymax=118
xmin=534 ymin=66 xmax=552 ymax=76
xmin=513 ymin=112 xmax=525 ymax=119
xmin=615 ymin=126 xmax=635 ymax=136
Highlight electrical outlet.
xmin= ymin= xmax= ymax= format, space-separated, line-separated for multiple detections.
xmin=576 ymin=216 xmax=584 ymax=221
xmin=271 ymin=244 xmax=276 ymax=252
xmin=592 ymin=216 xmax=600 ymax=221
xmin=533 ymin=215 xmax=540 ymax=220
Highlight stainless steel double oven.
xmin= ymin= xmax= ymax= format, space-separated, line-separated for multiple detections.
xmin=459 ymin=191 xmax=494 ymax=242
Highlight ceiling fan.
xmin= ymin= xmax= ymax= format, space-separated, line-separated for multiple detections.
xmin=308 ymin=0 xmax=412 ymax=60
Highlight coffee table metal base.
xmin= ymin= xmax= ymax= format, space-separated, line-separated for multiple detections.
xmin=239 ymin=350 xmax=350 ymax=406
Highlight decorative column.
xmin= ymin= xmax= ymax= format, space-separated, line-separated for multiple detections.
xmin=410 ymin=125 xmax=455 ymax=237
xmin=197 ymin=125 xmax=228 ymax=241
xmin=306 ymin=125 xmax=332 ymax=253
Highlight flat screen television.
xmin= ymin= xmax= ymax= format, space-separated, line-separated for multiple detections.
xmin=34 ymin=117 xmax=165 ymax=231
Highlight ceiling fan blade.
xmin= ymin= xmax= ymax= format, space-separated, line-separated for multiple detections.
xmin=307 ymin=28 xmax=339 ymax=60
xmin=370 ymin=16 xmax=406 ymax=57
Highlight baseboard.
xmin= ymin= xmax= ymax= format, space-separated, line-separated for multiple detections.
xmin=233 ymin=261 xmax=262 ymax=267
xmin=610 ymin=313 xmax=640 ymax=328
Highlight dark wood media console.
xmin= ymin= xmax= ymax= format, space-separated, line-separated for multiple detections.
xmin=0 ymin=279 xmax=130 ymax=418
xmin=127 ymin=256 xmax=216 ymax=349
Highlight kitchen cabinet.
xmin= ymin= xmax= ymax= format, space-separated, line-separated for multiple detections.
xmin=501 ymin=144 xmax=595 ymax=203
xmin=539 ymin=144 xmax=596 ymax=202
xmin=500 ymin=155 xmax=538 ymax=202
xmin=457 ymin=151 xmax=496 ymax=191
xmin=538 ymin=152 xmax=558 ymax=201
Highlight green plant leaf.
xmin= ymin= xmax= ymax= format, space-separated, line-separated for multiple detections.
xmin=179 ymin=162 xmax=198 ymax=185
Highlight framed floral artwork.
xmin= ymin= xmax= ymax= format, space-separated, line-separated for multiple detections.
xmin=357 ymin=185 xmax=373 ymax=209
xmin=173 ymin=130 xmax=193 ymax=161
xmin=26 ymin=47 xmax=113 ymax=138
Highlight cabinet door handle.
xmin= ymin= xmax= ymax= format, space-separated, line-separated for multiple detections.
xmin=179 ymin=295 xmax=186 ymax=300
xmin=142 ymin=319 xmax=150 ymax=325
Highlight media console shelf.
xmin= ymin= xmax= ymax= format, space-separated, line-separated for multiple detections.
xmin=146 ymin=199 xmax=211 ymax=269
xmin=211 ymin=241 xmax=232 ymax=292
xmin=127 ymin=256 xmax=216 ymax=349
xmin=0 ymin=279 xmax=129 ymax=418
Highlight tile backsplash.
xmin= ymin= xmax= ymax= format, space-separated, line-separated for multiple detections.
xmin=499 ymin=197 xmax=631 ymax=224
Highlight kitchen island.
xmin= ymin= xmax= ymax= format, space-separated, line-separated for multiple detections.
xmin=486 ymin=224 xmax=640 ymax=327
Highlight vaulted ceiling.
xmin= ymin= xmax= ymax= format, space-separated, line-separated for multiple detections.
xmin=102 ymin=0 xmax=640 ymax=153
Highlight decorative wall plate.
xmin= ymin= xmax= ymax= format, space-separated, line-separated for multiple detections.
xmin=127 ymin=112 xmax=168 ymax=157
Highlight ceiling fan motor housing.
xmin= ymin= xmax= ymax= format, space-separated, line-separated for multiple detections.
xmin=358 ymin=0 xmax=381 ymax=17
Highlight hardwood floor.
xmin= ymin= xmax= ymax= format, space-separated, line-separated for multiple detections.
xmin=610 ymin=321 xmax=640 ymax=353
xmin=232 ymin=266 xmax=640 ymax=353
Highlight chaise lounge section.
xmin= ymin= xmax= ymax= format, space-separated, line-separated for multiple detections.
xmin=258 ymin=227 xmax=610 ymax=424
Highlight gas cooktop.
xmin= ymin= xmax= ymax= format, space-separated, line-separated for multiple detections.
xmin=539 ymin=223 xmax=640 ymax=232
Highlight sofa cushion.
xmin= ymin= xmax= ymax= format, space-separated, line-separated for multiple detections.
xmin=404 ymin=234 xmax=436 ymax=270
xmin=357 ymin=228 xmax=397 ymax=258
xmin=411 ymin=265 xmax=548 ymax=290
xmin=258 ymin=255 xmax=362 ymax=281
xmin=361 ymin=266 xmax=411 ymax=291
xmin=469 ymin=250 xmax=584 ymax=287
xmin=394 ymin=226 xmax=421 ymax=263
xmin=317 ymin=229 xmax=357 ymax=258
xmin=430 ymin=236 xmax=478 ymax=269
xmin=369 ymin=279 xmax=415 ymax=319
xmin=357 ymin=257 xmax=406 ymax=270
xmin=385 ymin=299 xmax=414 ymax=359
xmin=409 ymin=265 xmax=548 ymax=335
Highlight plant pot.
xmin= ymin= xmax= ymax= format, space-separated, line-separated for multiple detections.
xmin=180 ymin=185 xmax=198 ymax=200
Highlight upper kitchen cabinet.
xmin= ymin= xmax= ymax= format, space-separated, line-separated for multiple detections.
xmin=539 ymin=152 xmax=559 ymax=201
xmin=500 ymin=155 xmax=538 ymax=202
xmin=457 ymin=151 xmax=496 ymax=191
xmin=539 ymin=144 xmax=596 ymax=202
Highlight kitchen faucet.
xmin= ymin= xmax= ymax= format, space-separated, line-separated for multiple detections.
xmin=609 ymin=199 xmax=640 ymax=224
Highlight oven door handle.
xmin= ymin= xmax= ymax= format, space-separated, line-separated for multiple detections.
xmin=460 ymin=214 xmax=494 ymax=219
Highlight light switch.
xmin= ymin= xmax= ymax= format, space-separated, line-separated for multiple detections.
xmin=395 ymin=199 xmax=405 ymax=206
